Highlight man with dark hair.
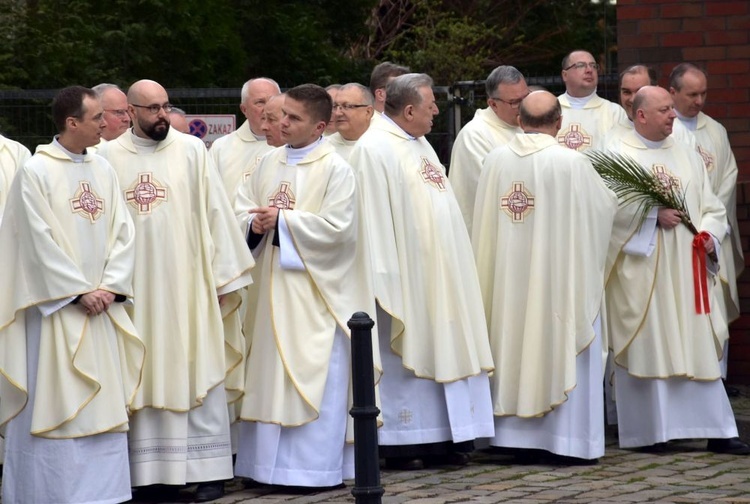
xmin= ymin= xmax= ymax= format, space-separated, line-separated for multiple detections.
xmin=449 ymin=65 xmax=527 ymax=234
xmin=607 ymin=65 xmax=693 ymax=145
xmin=0 ymin=85 xmax=145 ymax=503
xmin=327 ymin=82 xmax=375 ymax=161
xmin=473 ymin=90 xmax=616 ymax=464
xmin=557 ymin=50 xmax=626 ymax=152
xmin=369 ymin=61 xmax=410 ymax=114
xmin=350 ymin=74 xmax=494 ymax=470
xmin=99 ymin=79 xmax=255 ymax=502
xmin=605 ymin=85 xmax=749 ymax=455
xmin=670 ymin=63 xmax=743 ymax=333
xmin=210 ymin=77 xmax=280 ymax=205
xmin=234 ymin=83 xmax=377 ymax=489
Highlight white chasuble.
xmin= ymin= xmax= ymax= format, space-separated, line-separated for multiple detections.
xmin=99 ymin=128 xmax=254 ymax=414
xmin=209 ymin=120 xmax=273 ymax=205
xmin=558 ymin=93 xmax=627 ymax=152
xmin=0 ymin=142 xmax=143 ymax=439
xmin=349 ymin=117 xmax=494 ymax=383
xmin=472 ymin=133 xmax=616 ymax=418
xmin=678 ymin=112 xmax=743 ymax=323
xmin=605 ymin=131 xmax=729 ymax=381
xmin=449 ymin=107 xmax=521 ymax=235
xmin=235 ymin=141 xmax=379 ymax=436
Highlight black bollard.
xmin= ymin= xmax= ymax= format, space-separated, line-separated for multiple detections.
xmin=348 ymin=312 xmax=384 ymax=504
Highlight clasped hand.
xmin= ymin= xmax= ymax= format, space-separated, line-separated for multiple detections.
xmin=249 ymin=206 xmax=280 ymax=234
xmin=79 ymin=289 xmax=115 ymax=315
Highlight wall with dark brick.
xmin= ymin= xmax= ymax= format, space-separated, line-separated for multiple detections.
xmin=617 ymin=0 xmax=750 ymax=384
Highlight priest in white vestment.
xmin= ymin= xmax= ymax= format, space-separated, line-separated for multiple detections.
xmin=473 ymin=91 xmax=617 ymax=463
xmin=0 ymin=132 xmax=30 ymax=467
xmin=0 ymin=86 xmax=145 ymax=504
xmin=99 ymin=80 xmax=256 ymax=502
xmin=557 ymin=50 xmax=627 ymax=153
xmin=234 ymin=84 xmax=379 ymax=489
xmin=670 ymin=63 xmax=743 ymax=330
xmin=349 ymin=73 xmax=495 ymax=470
xmin=605 ymin=86 xmax=749 ymax=455
xmin=603 ymin=64 xmax=694 ymax=426
xmin=326 ymin=83 xmax=375 ymax=162
xmin=449 ymin=65 xmax=526 ymax=235
xmin=210 ymin=77 xmax=280 ymax=205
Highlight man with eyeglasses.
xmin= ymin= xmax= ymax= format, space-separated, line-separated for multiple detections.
xmin=92 ymin=83 xmax=131 ymax=144
xmin=327 ymin=83 xmax=375 ymax=161
xmin=0 ymin=85 xmax=144 ymax=504
xmin=473 ymin=90 xmax=616 ymax=465
xmin=99 ymin=79 xmax=255 ymax=502
xmin=449 ymin=65 xmax=527 ymax=235
xmin=234 ymin=84 xmax=377 ymax=490
xmin=210 ymin=78 xmax=281 ymax=206
xmin=557 ymin=50 xmax=626 ymax=152
xmin=350 ymin=73 xmax=494 ymax=471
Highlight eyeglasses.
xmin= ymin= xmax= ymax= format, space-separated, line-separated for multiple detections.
xmin=332 ymin=103 xmax=370 ymax=111
xmin=490 ymin=93 xmax=529 ymax=109
xmin=130 ymin=103 xmax=174 ymax=114
xmin=564 ymin=62 xmax=600 ymax=71
xmin=104 ymin=108 xmax=129 ymax=117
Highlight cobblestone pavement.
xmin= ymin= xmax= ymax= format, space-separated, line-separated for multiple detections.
xmin=164 ymin=386 xmax=750 ymax=504
xmin=3 ymin=389 xmax=749 ymax=503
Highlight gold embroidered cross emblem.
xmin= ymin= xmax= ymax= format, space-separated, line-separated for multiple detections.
xmin=70 ymin=181 xmax=104 ymax=223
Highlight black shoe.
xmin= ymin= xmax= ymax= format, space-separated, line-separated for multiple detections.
xmin=276 ymin=483 xmax=346 ymax=495
xmin=384 ymin=456 xmax=424 ymax=470
xmin=707 ymin=437 xmax=750 ymax=455
xmin=548 ymin=454 xmax=599 ymax=466
xmin=194 ymin=481 xmax=225 ymax=502
xmin=637 ymin=442 xmax=669 ymax=453
xmin=514 ymin=448 xmax=544 ymax=464
xmin=133 ymin=484 xmax=181 ymax=502
xmin=427 ymin=451 xmax=472 ymax=466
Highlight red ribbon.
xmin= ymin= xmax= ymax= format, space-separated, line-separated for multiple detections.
xmin=692 ymin=231 xmax=711 ymax=314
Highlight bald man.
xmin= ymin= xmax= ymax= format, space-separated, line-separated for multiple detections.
xmin=327 ymin=83 xmax=375 ymax=161
xmin=557 ymin=50 xmax=626 ymax=152
xmin=98 ymin=79 xmax=255 ymax=501
xmin=670 ymin=63 xmax=743 ymax=332
xmin=604 ymin=86 xmax=749 ymax=455
xmin=260 ymin=93 xmax=286 ymax=148
xmin=210 ymin=78 xmax=280 ymax=205
xmin=473 ymin=91 xmax=616 ymax=464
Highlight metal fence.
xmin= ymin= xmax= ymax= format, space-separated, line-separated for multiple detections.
xmin=0 ymin=74 xmax=620 ymax=167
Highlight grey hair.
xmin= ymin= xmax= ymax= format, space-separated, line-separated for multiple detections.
xmin=91 ymin=83 xmax=122 ymax=97
xmin=384 ymin=73 xmax=434 ymax=116
xmin=170 ymin=106 xmax=187 ymax=116
xmin=485 ymin=66 xmax=524 ymax=97
xmin=240 ymin=77 xmax=280 ymax=102
xmin=339 ymin=83 xmax=375 ymax=106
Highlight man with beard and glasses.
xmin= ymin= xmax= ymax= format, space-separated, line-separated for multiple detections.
xmin=98 ymin=79 xmax=255 ymax=503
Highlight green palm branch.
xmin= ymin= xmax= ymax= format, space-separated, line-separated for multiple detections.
xmin=586 ymin=150 xmax=699 ymax=236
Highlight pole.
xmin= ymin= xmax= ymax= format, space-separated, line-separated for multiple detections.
xmin=348 ymin=312 xmax=384 ymax=504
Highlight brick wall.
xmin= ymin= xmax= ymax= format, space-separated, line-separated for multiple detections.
xmin=617 ymin=0 xmax=750 ymax=384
